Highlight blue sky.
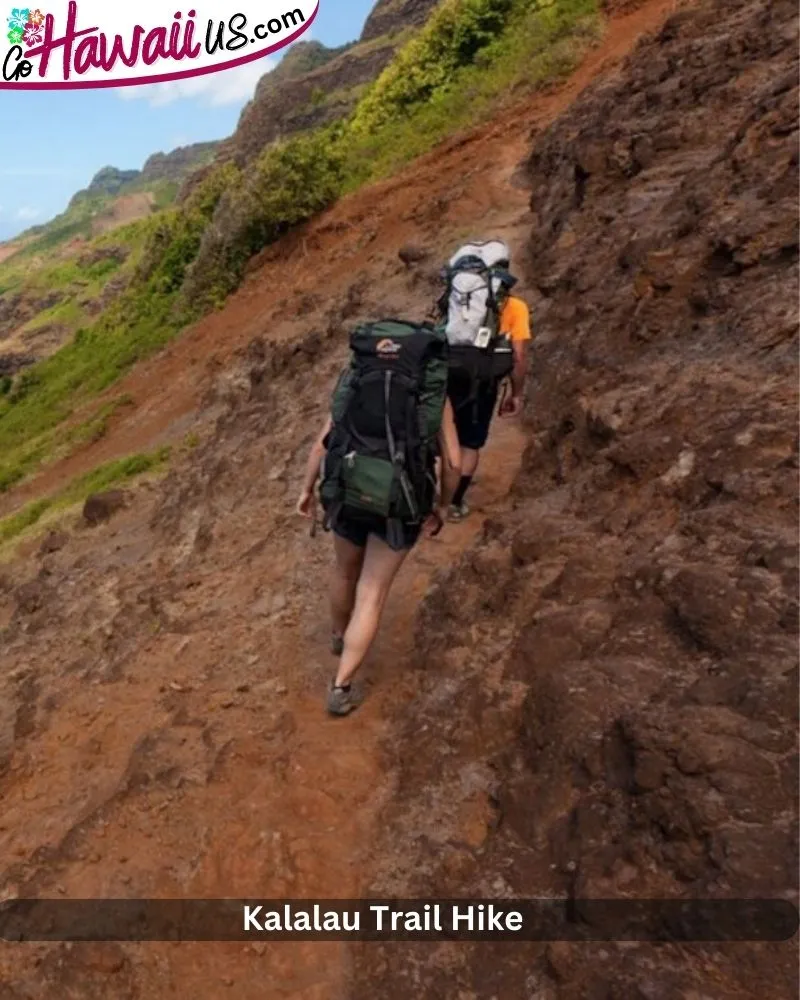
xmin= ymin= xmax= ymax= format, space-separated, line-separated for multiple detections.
xmin=0 ymin=1 xmax=376 ymax=241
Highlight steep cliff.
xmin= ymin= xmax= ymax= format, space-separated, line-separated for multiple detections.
xmin=352 ymin=0 xmax=799 ymax=995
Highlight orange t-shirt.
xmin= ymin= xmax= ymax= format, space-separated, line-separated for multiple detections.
xmin=499 ymin=296 xmax=531 ymax=342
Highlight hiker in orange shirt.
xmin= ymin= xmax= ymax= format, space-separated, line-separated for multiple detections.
xmin=436 ymin=239 xmax=531 ymax=520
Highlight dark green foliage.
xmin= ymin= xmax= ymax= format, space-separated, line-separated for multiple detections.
xmin=181 ymin=130 xmax=344 ymax=311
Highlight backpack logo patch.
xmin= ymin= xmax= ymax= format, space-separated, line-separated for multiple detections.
xmin=376 ymin=338 xmax=402 ymax=357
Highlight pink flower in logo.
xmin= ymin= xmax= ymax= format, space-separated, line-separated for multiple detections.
xmin=23 ymin=20 xmax=42 ymax=44
xmin=27 ymin=7 xmax=44 ymax=25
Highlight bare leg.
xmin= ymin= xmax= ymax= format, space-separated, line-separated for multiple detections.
xmin=334 ymin=534 xmax=409 ymax=688
xmin=330 ymin=534 xmax=365 ymax=640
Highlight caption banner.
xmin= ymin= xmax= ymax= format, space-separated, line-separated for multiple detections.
xmin=0 ymin=898 xmax=797 ymax=942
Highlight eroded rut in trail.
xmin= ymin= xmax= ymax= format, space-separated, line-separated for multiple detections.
xmin=3 ymin=1 xmax=787 ymax=997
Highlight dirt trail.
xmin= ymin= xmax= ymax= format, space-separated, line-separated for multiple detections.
xmin=0 ymin=3 xmax=683 ymax=997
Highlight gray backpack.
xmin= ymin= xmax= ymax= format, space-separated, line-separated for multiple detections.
xmin=441 ymin=239 xmax=515 ymax=346
xmin=437 ymin=239 xmax=517 ymax=411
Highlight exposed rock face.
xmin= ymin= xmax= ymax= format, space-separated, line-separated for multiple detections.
xmin=361 ymin=0 xmax=442 ymax=40
xmin=138 ymin=142 xmax=219 ymax=185
xmin=352 ymin=0 xmax=799 ymax=995
xmin=76 ymin=245 xmax=129 ymax=269
xmin=0 ymin=351 xmax=35 ymax=377
xmin=211 ymin=39 xmax=396 ymax=169
xmin=0 ymin=290 xmax=65 ymax=345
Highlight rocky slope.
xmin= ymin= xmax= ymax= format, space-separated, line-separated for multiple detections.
xmin=138 ymin=142 xmax=219 ymax=186
xmin=351 ymin=0 xmax=799 ymax=995
xmin=1 ymin=0 xmax=440 ymax=367
xmin=0 ymin=0 xmax=795 ymax=996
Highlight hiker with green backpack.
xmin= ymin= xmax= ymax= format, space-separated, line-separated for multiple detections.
xmin=435 ymin=238 xmax=531 ymax=521
xmin=296 ymin=319 xmax=461 ymax=717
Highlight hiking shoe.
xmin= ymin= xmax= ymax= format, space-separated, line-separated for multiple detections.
xmin=448 ymin=502 xmax=470 ymax=522
xmin=327 ymin=682 xmax=362 ymax=717
xmin=331 ymin=633 xmax=344 ymax=656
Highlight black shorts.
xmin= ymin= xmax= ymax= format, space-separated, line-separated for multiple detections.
xmin=332 ymin=510 xmax=422 ymax=552
xmin=447 ymin=371 xmax=499 ymax=451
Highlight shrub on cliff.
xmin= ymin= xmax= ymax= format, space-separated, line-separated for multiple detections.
xmin=180 ymin=129 xmax=345 ymax=312
xmin=134 ymin=162 xmax=240 ymax=294
xmin=348 ymin=0 xmax=517 ymax=138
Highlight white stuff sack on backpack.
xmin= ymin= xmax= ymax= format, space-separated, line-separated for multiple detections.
xmin=443 ymin=239 xmax=511 ymax=347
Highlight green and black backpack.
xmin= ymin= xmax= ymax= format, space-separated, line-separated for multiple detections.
xmin=319 ymin=319 xmax=448 ymax=545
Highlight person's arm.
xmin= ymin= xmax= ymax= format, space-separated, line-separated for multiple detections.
xmin=437 ymin=398 xmax=461 ymax=510
xmin=509 ymin=339 xmax=529 ymax=403
xmin=500 ymin=298 xmax=531 ymax=418
xmin=296 ymin=414 xmax=332 ymax=518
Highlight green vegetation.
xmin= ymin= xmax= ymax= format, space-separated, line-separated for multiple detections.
xmin=343 ymin=0 xmax=599 ymax=185
xmin=0 ymin=0 xmax=599 ymax=497
xmin=0 ymin=165 xmax=234 ymax=492
xmin=180 ymin=133 xmax=344 ymax=310
xmin=0 ymin=215 xmax=155 ymax=337
xmin=6 ymin=185 xmax=159 ymax=267
xmin=5 ymin=146 xmax=215 ymax=266
xmin=11 ymin=192 xmax=110 ymax=260
xmin=0 ymin=445 xmax=170 ymax=547
xmin=349 ymin=0 xmax=518 ymax=137
xmin=66 ymin=394 xmax=136 ymax=447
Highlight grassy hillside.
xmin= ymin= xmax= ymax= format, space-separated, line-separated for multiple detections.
xmin=4 ymin=145 xmax=216 ymax=266
xmin=0 ymin=0 xmax=599 ymax=502
xmin=0 ymin=143 xmax=218 ymax=401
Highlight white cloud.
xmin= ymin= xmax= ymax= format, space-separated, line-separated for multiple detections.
xmin=16 ymin=206 xmax=42 ymax=221
xmin=118 ymin=58 xmax=274 ymax=108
